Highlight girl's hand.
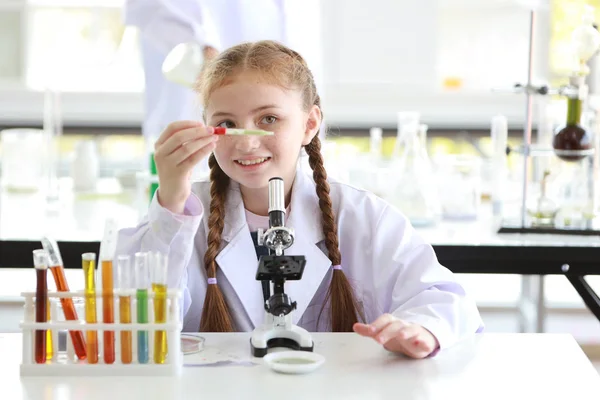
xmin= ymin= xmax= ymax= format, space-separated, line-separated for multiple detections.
xmin=153 ymin=120 xmax=218 ymax=214
xmin=353 ymin=314 xmax=439 ymax=359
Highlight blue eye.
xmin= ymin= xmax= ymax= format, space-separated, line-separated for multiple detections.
xmin=217 ymin=120 xmax=235 ymax=128
xmin=261 ymin=115 xmax=277 ymax=124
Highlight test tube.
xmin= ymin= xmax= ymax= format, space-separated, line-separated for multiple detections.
xmin=41 ymin=237 xmax=87 ymax=360
xmin=151 ymin=252 xmax=169 ymax=364
xmin=33 ymin=249 xmax=48 ymax=364
xmin=46 ymin=298 xmax=53 ymax=361
xmin=135 ymin=252 xmax=149 ymax=364
xmin=117 ymin=255 xmax=134 ymax=364
xmin=99 ymin=219 xmax=118 ymax=364
xmin=82 ymin=253 xmax=98 ymax=364
xmin=101 ymin=257 xmax=115 ymax=364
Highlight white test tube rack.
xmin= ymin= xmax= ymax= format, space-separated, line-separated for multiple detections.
xmin=19 ymin=288 xmax=183 ymax=377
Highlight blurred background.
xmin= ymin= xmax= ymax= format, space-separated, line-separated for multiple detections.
xmin=1 ymin=0 xmax=600 ymax=364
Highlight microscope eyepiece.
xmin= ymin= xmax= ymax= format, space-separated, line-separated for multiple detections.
xmin=268 ymin=177 xmax=285 ymax=228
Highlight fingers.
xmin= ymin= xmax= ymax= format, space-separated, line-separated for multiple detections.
xmin=155 ymin=127 xmax=216 ymax=158
xmin=377 ymin=322 xmax=419 ymax=345
xmin=391 ymin=337 xmax=435 ymax=359
xmin=158 ymin=126 xmax=215 ymax=157
xmin=155 ymin=120 xmax=205 ymax=147
xmin=382 ymin=326 xmax=438 ymax=359
xmin=170 ymin=136 xmax=218 ymax=166
xmin=353 ymin=323 xmax=376 ymax=337
xmin=353 ymin=314 xmax=401 ymax=339
xmin=179 ymin=142 xmax=217 ymax=169
xmin=364 ymin=313 xmax=399 ymax=336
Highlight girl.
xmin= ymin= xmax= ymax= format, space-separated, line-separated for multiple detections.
xmin=116 ymin=40 xmax=483 ymax=359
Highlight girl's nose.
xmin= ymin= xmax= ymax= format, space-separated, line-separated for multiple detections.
xmin=234 ymin=134 xmax=261 ymax=152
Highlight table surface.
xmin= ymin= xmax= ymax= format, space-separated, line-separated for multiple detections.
xmin=2 ymin=177 xmax=600 ymax=248
xmin=2 ymin=332 xmax=600 ymax=400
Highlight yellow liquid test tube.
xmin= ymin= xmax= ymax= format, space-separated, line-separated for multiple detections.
xmin=116 ymin=255 xmax=133 ymax=364
xmin=150 ymin=252 xmax=169 ymax=364
xmin=82 ymin=252 xmax=98 ymax=364
xmin=46 ymin=298 xmax=52 ymax=361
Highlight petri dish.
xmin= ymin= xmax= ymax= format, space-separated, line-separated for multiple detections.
xmin=263 ymin=351 xmax=325 ymax=374
xmin=180 ymin=335 xmax=205 ymax=355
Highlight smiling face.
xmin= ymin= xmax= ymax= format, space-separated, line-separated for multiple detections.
xmin=205 ymin=70 xmax=321 ymax=192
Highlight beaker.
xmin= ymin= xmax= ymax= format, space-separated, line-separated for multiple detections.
xmin=435 ymin=154 xmax=482 ymax=220
xmin=0 ymin=129 xmax=46 ymax=192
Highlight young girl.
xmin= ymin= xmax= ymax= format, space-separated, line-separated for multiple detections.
xmin=116 ymin=40 xmax=483 ymax=359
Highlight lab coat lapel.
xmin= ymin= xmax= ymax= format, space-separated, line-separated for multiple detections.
xmin=284 ymin=169 xmax=332 ymax=325
xmin=215 ymin=182 xmax=265 ymax=329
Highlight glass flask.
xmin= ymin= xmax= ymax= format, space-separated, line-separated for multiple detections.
xmin=389 ymin=112 xmax=441 ymax=226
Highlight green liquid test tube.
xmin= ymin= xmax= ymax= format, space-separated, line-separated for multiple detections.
xmin=134 ymin=252 xmax=149 ymax=364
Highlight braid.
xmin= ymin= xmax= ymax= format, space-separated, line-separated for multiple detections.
xmin=199 ymin=154 xmax=235 ymax=332
xmin=305 ymin=132 xmax=363 ymax=332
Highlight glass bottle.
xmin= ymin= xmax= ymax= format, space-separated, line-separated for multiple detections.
xmin=553 ymin=77 xmax=593 ymax=162
xmin=390 ymin=112 xmax=441 ymax=226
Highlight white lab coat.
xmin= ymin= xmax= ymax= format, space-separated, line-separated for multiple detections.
xmin=116 ymin=163 xmax=484 ymax=351
xmin=123 ymin=0 xmax=323 ymax=141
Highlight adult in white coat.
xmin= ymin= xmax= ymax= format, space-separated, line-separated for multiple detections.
xmin=123 ymin=0 xmax=323 ymax=141
xmin=116 ymin=41 xmax=482 ymax=359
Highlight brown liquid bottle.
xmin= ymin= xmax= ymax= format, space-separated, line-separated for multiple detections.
xmin=552 ymin=96 xmax=592 ymax=162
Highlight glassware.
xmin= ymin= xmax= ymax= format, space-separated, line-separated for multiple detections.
xmin=0 ymin=129 xmax=46 ymax=192
xmin=552 ymin=77 xmax=593 ymax=162
xmin=435 ymin=154 xmax=482 ymax=220
xmin=526 ymin=170 xmax=559 ymax=226
xmin=389 ymin=112 xmax=441 ymax=226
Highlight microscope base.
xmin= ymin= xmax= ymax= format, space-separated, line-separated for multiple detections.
xmin=250 ymin=323 xmax=314 ymax=358
xmin=250 ymin=337 xmax=313 ymax=358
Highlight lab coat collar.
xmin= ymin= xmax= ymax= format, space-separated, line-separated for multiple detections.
xmin=216 ymin=166 xmax=332 ymax=329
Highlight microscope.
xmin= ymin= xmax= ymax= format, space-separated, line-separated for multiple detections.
xmin=250 ymin=177 xmax=314 ymax=357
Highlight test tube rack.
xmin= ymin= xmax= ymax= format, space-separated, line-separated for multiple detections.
xmin=19 ymin=288 xmax=183 ymax=377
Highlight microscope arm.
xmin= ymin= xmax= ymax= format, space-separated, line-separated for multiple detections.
xmin=261 ymin=280 xmax=270 ymax=306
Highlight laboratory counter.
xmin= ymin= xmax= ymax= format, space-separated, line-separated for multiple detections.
xmin=1 ymin=332 xmax=599 ymax=400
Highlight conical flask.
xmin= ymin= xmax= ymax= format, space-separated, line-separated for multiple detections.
xmin=390 ymin=113 xmax=441 ymax=226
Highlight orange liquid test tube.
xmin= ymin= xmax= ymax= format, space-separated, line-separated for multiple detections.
xmin=102 ymin=259 xmax=115 ymax=364
xmin=41 ymin=237 xmax=87 ymax=361
xmin=33 ymin=250 xmax=48 ymax=364
xmin=99 ymin=219 xmax=119 ymax=364
xmin=117 ymin=255 xmax=133 ymax=364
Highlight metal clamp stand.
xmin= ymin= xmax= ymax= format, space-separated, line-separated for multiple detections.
xmin=498 ymin=8 xmax=599 ymax=234
xmin=498 ymin=7 xmax=600 ymax=329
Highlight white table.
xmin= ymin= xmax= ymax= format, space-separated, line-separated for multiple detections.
xmin=1 ymin=332 xmax=599 ymax=400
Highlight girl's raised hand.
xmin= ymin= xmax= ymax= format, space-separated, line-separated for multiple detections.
xmin=353 ymin=314 xmax=439 ymax=359
xmin=153 ymin=120 xmax=219 ymax=214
